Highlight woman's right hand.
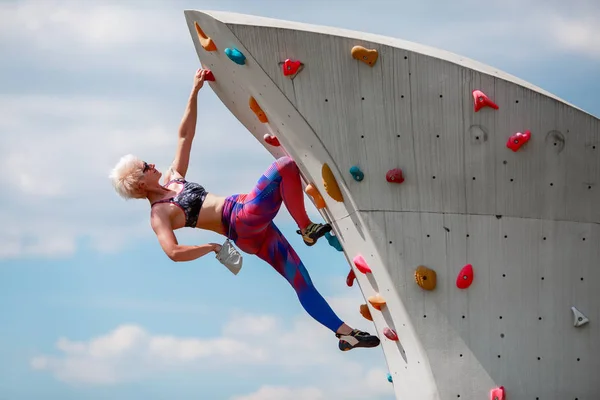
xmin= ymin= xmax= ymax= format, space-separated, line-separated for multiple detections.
xmin=210 ymin=243 xmax=222 ymax=254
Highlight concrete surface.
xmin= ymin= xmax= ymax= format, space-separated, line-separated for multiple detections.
xmin=183 ymin=9 xmax=599 ymax=400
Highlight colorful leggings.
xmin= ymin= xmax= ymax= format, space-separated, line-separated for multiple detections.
xmin=221 ymin=156 xmax=345 ymax=333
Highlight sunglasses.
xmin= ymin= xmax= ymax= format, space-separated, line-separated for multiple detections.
xmin=142 ymin=161 xmax=151 ymax=173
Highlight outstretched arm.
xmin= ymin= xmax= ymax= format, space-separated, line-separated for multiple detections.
xmin=168 ymin=69 xmax=208 ymax=181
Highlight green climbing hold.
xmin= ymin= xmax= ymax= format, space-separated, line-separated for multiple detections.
xmin=349 ymin=165 xmax=364 ymax=181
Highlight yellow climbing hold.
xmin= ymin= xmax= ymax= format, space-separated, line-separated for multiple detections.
xmin=359 ymin=304 xmax=373 ymax=321
xmin=414 ymin=265 xmax=437 ymax=291
xmin=305 ymin=183 xmax=326 ymax=209
xmin=249 ymin=97 xmax=268 ymax=123
xmin=351 ymin=45 xmax=378 ymax=66
xmin=194 ymin=22 xmax=217 ymax=52
xmin=368 ymin=293 xmax=386 ymax=310
xmin=322 ymin=163 xmax=343 ymax=202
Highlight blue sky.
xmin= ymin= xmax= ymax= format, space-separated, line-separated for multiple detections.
xmin=0 ymin=0 xmax=599 ymax=399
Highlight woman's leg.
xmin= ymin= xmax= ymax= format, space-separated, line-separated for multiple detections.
xmin=239 ymin=156 xmax=331 ymax=245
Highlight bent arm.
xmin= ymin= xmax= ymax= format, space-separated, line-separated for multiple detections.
xmin=151 ymin=211 xmax=216 ymax=262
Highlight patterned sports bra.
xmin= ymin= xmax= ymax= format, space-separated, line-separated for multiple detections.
xmin=151 ymin=178 xmax=208 ymax=227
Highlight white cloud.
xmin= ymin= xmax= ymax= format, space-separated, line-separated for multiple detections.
xmin=31 ymin=298 xmax=394 ymax=399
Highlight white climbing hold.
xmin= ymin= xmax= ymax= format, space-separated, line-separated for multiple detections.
xmin=571 ymin=306 xmax=589 ymax=327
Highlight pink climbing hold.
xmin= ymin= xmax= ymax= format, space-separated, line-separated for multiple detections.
xmin=383 ymin=327 xmax=398 ymax=341
xmin=490 ymin=386 xmax=505 ymax=400
xmin=456 ymin=264 xmax=474 ymax=289
xmin=506 ymin=130 xmax=531 ymax=152
xmin=346 ymin=269 xmax=356 ymax=287
xmin=386 ymin=168 xmax=404 ymax=184
xmin=263 ymin=134 xmax=280 ymax=147
xmin=472 ymin=89 xmax=498 ymax=112
xmin=282 ymin=58 xmax=303 ymax=77
xmin=353 ymin=254 xmax=372 ymax=274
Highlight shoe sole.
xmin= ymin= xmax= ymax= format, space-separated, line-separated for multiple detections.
xmin=303 ymin=224 xmax=332 ymax=246
xmin=339 ymin=336 xmax=381 ymax=351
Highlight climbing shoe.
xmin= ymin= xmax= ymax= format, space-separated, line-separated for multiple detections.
xmin=296 ymin=223 xmax=332 ymax=246
xmin=336 ymin=329 xmax=381 ymax=351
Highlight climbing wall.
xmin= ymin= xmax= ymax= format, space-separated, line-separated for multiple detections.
xmin=184 ymin=10 xmax=600 ymax=400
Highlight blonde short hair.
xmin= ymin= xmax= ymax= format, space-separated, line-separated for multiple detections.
xmin=109 ymin=154 xmax=146 ymax=199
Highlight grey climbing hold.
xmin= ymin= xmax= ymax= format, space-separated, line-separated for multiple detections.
xmin=571 ymin=306 xmax=589 ymax=327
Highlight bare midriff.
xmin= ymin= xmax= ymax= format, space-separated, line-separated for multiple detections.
xmin=195 ymin=193 xmax=227 ymax=235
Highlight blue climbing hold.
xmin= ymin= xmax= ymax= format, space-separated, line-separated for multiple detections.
xmin=325 ymin=232 xmax=343 ymax=252
xmin=387 ymin=373 xmax=393 ymax=383
xmin=349 ymin=165 xmax=364 ymax=181
xmin=225 ymin=48 xmax=246 ymax=65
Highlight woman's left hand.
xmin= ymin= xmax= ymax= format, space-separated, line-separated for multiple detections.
xmin=193 ymin=68 xmax=208 ymax=91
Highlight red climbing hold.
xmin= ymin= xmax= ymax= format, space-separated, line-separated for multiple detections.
xmin=386 ymin=168 xmax=404 ymax=184
xmin=263 ymin=134 xmax=280 ymax=147
xmin=383 ymin=327 xmax=399 ymax=341
xmin=506 ymin=130 xmax=531 ymax=152
xmin=456 ymin=264 xmax=474 ymax=289
xmin=346 ymin=269 xmax=356 ymax=287
xmin=353 ymin=254 xmax=372 ymax=274
xmin=204 ymin=70 xmax=215 ymax=81
xmin=282 ymin=58 xmax=303 ymax=77
xmin=490 ymin=386 xmax=505 ymax=400
xmin=472 ymin=90 xmax=498 ymax=112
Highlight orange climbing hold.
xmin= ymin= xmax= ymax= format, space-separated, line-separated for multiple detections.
xmin=368 ymin=293 xmax=386 ymax=310
xmin=490 ymin=386 xmax=505 ymax=400
xmin=472 ymin=89 xmax=498 ymax=112
xmin=359 ymin=304 xmax=373 ymax=321
xmin=456 ymin=264 xmax=474 ymax=289
xmin=322 ymin=163 xmax=343 ymax=202
xmin=304 ymin=183 xmax=326 ymax=209
xmin=249 ymin=97 xmax=268 ymax=123
xmin=353 ymin=254 xmax=372 ymax=274
xmin=263 ymin=134 xmax=280 ymax=147
xmin=351 ymin=45 xmax=378 ymax=66
xmin=194 ymin=22 xmax=217 ymax=52
xmin=414 ymin=265 xmax=437 ymax=291
xmin=383 ymin=327 xmax=398 ymax=341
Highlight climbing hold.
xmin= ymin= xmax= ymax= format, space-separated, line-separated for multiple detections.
xmin=194 ymin=22 xmax=217 ymax=52
xmin=571 ymin=306 xmax=589 ymax=327
xmin=360 ymin=303 xmax=373 ymax=321
xmin=225 ymin=47 xmax=246 ymax=65
xmin=490 ymin=386 xmax=505 ymax=400
xmin=351 ymin=45 xmax=378 ymax=66
xmin=346 ymin=269 xmax=356 ymax=287
xmin=368 ymin=293 xmax=386 ymax=310
xmin=456 ymin=264 xmax=474 ymax=289
xmin=326 ymin=232 xmax=343 ymax=252
xmin=249 ymin=97 xmax=268 ymax=123
xmin=204 ymin=70 xmax=215 ymax=82
xmin=353 ymin=254 xmax=372 ymax=274
xmin=263 ymin=134 xmax=280 ymax=147
xmin=414 ymin=265 xmax=437 ymax=291
xmin=349 ymin=165 xmax=364 ymax=181
xmin=386 ymin=168 xmax=404 ymax=184
xmin=472 ymin=89 xmax=498 ymax=112
xmin=383 ymin=327 xmax=399 ymax=341
xmin=506 ymin=130 xmax=531 ymax=152
xmin=322 ymin=163 xmax=344 ymax=202
xmin=387 ymin=373 xmax=393 ymax=383
xmin=304 ymin=183 xmax=326 ymax=209
xmin=281 ymin=58 xmax=304 ymax=77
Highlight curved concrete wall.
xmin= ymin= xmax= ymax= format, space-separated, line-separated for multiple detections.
xmin=183 ymin=10 xmax=599 ymax=400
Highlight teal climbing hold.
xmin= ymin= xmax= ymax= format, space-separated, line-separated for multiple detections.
xmin=325 ymin=232 xmax=343 ymax=252
xmin=349 ymin=165 xmax=364 ymax=181
xmin=225 ymin=48 xmax=246 ymax=65
xmin=387 ymin=373 xmax=393 ymax=383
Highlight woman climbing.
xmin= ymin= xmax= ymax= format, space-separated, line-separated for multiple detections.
xmin=109 ymin=68 xmax=380 ymax=352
